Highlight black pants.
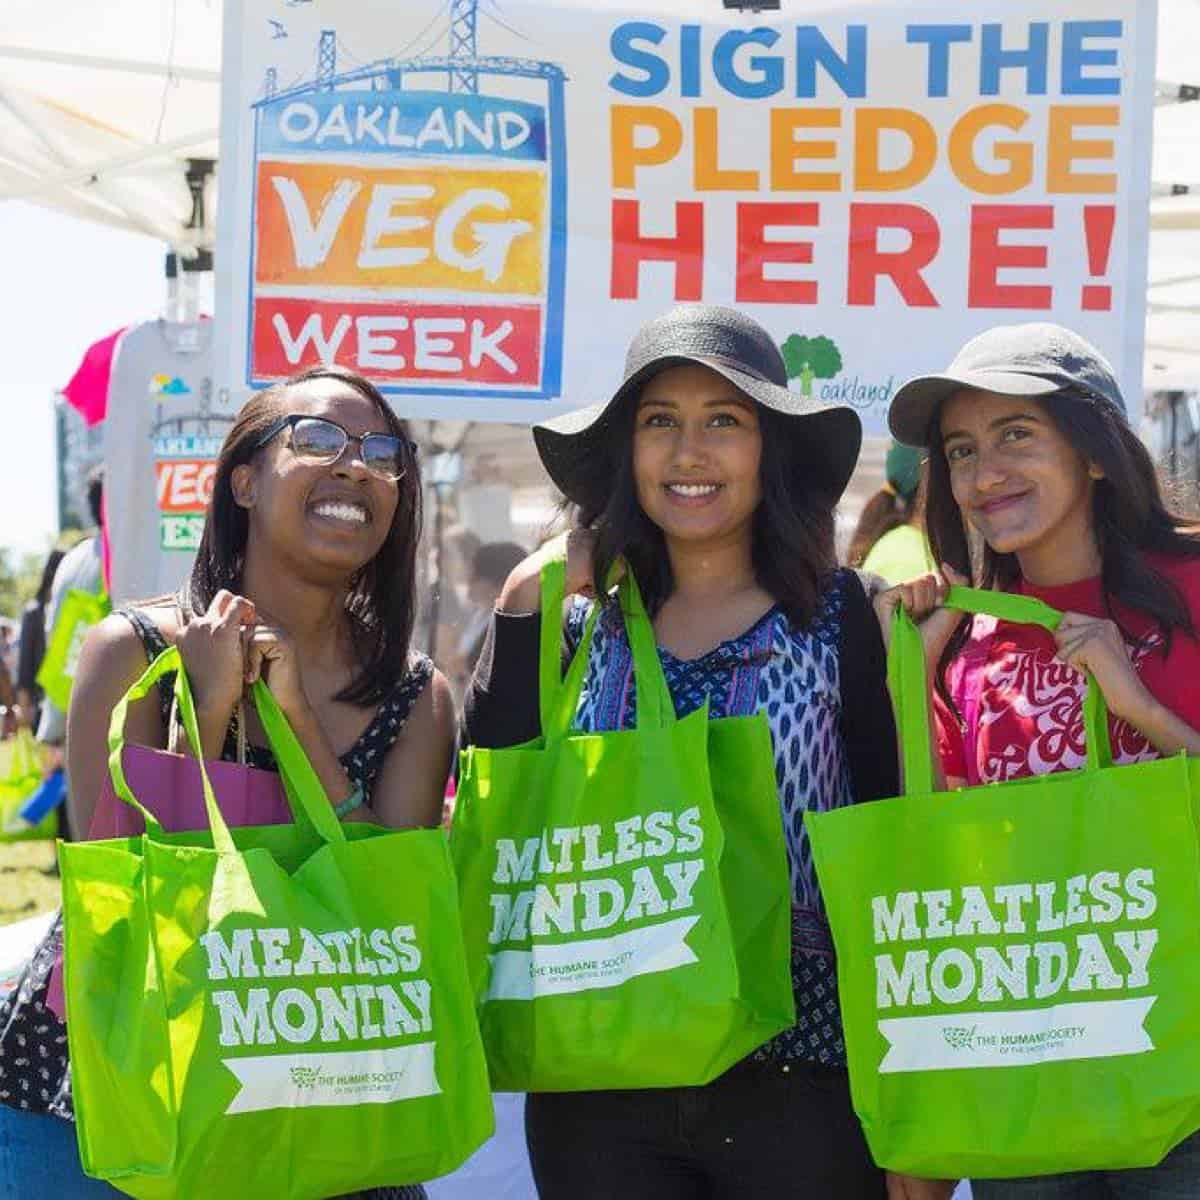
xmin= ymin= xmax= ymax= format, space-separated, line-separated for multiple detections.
xmin=525 ymin=1058 xmax=885 ymax=1199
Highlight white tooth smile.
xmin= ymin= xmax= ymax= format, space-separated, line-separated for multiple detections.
xmin=666 ymin=483 xmax=720 ymax=497
xmin=313 ymin=501 xmax=368 ymax=524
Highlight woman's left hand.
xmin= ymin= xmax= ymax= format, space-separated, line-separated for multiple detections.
xmin=244 ymin=625 xmax=311 ymax=724
xmin=1054 ymin=612 xmax=1156 ymax=725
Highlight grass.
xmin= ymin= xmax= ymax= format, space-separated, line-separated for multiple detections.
xmin=0 ymin=839 xmax=59 ymax=926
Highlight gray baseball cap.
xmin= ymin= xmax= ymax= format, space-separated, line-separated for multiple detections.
xmin=888 ymin=323 xmax=1125 ymax=447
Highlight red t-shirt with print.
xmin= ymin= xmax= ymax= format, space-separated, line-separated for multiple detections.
xmin=935 ymin=553 xmax=1200 ymax=785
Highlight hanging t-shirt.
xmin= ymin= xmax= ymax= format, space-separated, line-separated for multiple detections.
xmin=62 ymin=325 xmax=127 ymax=426
xmin=103 ymin=319 xmax=228 ymax=603
xmin=935 ymin=553 xmax=1200 ymax=785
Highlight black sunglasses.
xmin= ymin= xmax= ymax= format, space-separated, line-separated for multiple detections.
xmin=255 ymin=414 xmax=417 ymax=483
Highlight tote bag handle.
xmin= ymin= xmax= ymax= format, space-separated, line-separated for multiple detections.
xmin=538 ymin=558 xmax=600 ymax=740
xmin=892 ymin=585 xmax=1112 ymax=796
xmin=537 ymin=558 xmax=676 ymax=739
xmin=106 ymin=646 xmax=345 ymax=852
xmin=616 ymin=572 xmax=676 ymax=729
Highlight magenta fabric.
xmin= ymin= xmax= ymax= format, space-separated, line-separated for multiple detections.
xmin=48 ymin=746 xmax=292 ymax=1020
xmin=86 ymin=744 xmax=291 ymax=838
xmin=62 ymin=326 xmax=127 ymax=427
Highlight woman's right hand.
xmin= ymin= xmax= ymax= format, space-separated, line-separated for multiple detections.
xmin=175 ymin=590 xmax=257 ymax=724
xmin=873 ymin=564 xmax=967 ymax=661
xmin=498 ymin=529 xmax=603 ymax=613
xmin=564 ymin=528 xmax=604 ymax=598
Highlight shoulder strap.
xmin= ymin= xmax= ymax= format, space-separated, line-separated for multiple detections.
xmin=117 ymin=606 xmax=170 ymax=660
xmin=116 ymin=606 xmax=175 ymax=728
xmin=348 ymin=656 xmax=435 ymax=772
xmin=115 ymin=603 xmax=247 ymax=761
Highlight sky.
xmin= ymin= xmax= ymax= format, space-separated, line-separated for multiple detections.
xmin=0 ymin=201 xmax=165 ymax=558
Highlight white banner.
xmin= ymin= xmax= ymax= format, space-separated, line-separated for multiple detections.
xmin=223 ymin=1041 xmax=440 ymax=1114
xmin=488 ymin=914 xmax=699 ymax=1000
xmin=215 ymin=1 xmax=1157 ymax=431
xmin=878 ymin=996 xmax=1156 ymax=1073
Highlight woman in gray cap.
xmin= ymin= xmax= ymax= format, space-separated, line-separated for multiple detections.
xmin=464 ymin=304 xmax=907 ymax=1197
xmin=880 ymin=322 xmax=1200 ymax=1199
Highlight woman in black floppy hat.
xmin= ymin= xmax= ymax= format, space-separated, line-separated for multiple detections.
xmin=465 ymin=305 xmax=903 ymax=1198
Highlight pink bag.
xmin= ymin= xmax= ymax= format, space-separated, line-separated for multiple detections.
xmin=86 ymin=743 xmax=291 ymax=838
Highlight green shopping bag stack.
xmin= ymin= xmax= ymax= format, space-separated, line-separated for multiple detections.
xmin=0 ymin=729 xmax=56 ymax=841
xmin=60 ymin=647 xmax=494 ymax=1199
xmin=807 ymin=587 xmax=1200 ymax=1179
xmin=37 ymin=586 xmax=111 ymax=710
xmin=451 ymin=560 xmax=794 ymax=1092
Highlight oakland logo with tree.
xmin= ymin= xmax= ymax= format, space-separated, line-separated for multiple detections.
xmin=781 ymin=334 xmax=843 ymax=397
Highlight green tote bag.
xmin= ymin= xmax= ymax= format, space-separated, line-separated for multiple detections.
xmin=0 ymin=729 xmax=56 ymax=840
xmin=61 ymin=647 xmax=494 ymax=1199
xmin=37 ymin=585 xmax=111 ymax=710
xmin=807 ymin=587 xmax=1200 ymax=1179
xmin=451 ymin=560 xmax=793 ymax=1092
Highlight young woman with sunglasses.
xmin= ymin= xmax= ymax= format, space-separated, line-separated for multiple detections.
xmin=0 ymin=365 xmax=452 ymax=1199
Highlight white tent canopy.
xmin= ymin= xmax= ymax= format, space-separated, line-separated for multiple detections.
xmin=0 ymin=0 xmax=220 ymax=251
xmin=2 ymin=0 xmax=1199 ymax=387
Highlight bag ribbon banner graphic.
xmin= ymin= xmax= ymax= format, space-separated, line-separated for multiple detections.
xmin=870 ymin=869 xmax=1159 ymax=1073
xmin=199 ymin=921 xmax=441 ymax=1114
xmin=468 ymin=560 xmax=719 ymax=1006
xmin=484 ymin=809 xmax=708 ymax=1001
xmin=215 ymin=0 xmax=1157 ymax=429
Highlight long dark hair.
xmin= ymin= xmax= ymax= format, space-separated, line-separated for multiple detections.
xmin=847 ymin=486 xmax=920 ymax=568
xmin=926 ymin=386 xmax=1200 ymax=710
xmin=189 ymin=365 xmax=422 ymax=706
xmin=35 ymin=549 xmax=66 ymax=609
xmin=581 ymin=394 xmax=837 ymax=627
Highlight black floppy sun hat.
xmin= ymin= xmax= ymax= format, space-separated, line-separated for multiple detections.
xmin=533 ymin=304 xmax=863 ymax=509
